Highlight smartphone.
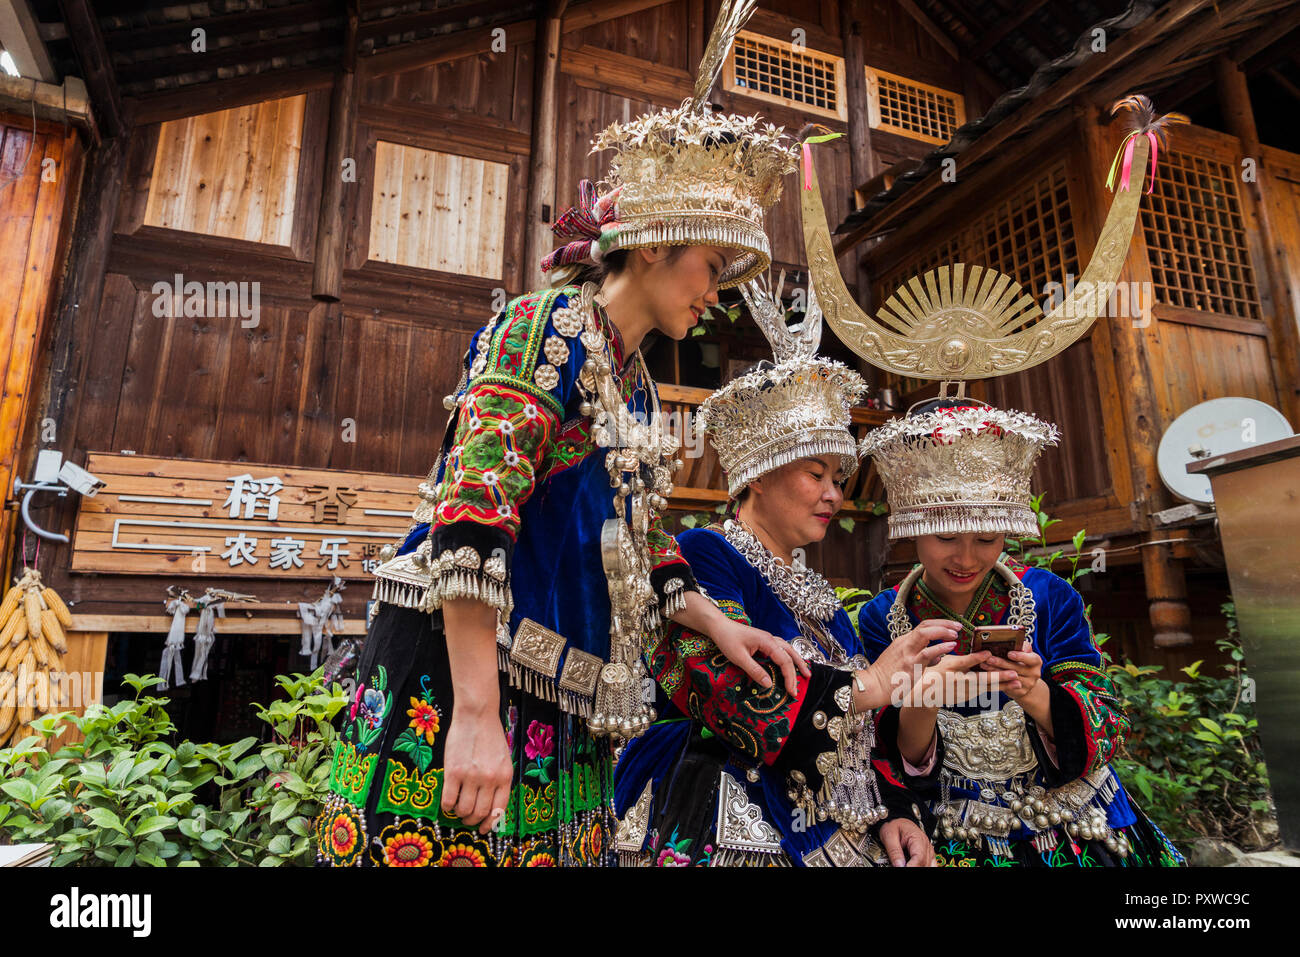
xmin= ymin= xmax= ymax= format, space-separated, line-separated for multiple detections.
xmin=971 ymin=625 xmax=1025 ymax=659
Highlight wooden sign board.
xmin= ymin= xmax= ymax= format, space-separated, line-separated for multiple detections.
xmin=71 ymin=454 xmax=420 ymax=579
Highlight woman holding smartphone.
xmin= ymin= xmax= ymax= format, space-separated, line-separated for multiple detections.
xmin=854 ymin=397 xmax=1184 ymax=867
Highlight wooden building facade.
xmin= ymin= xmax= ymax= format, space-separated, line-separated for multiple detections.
xmin=1 ymin=0 xmax=1297 ymax=735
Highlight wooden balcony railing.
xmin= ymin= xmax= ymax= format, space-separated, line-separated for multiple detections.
xmin=657 ymin=384 xmax=896 ymax=519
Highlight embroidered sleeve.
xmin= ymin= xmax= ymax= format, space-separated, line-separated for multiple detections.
xmin=646 ymin=595 xmax=856 ymax=797
xmin=419 ymin=290 xmax=575 ymax=615
xmin=1030 ymin=660 xmax=1129 ymax=785
xmin=646 ymin=523 xmax=699 ymax=618
xmin=1024 ymin=578 xmax=1130 ymax=785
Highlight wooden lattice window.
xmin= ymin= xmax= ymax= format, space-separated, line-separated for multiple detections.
xmin=876 ymin=161 xmax=1078 ymax=393
xmin=368 ymin=142 xmax=508 ymax=279
xmin=866 ymin=67 xmax=965 ymax=146
xmin=967 ymin=162 xmax=1078 ymax=330
xmin=1140 ymin=149 xmax=1260 ymax=319
xmin=724 ymin=30 xmax=847 ymax=121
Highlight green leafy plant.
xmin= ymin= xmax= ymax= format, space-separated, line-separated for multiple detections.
xmin=0 ymin=671 xmax=346 ymax=866
xmin=1103 ymin=607 xmax=1273 ymax=849
xmin=690 ymin=303 xmax=743 ymax=337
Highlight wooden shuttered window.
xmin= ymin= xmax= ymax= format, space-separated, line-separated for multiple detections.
xmin=724 ymin=30 xmax=847 ymax=122
xmin=368 ymin=141 xmax=509 ymax=280
xmin=866 ymin=67 xmax=965 ymax=146
xmin=144 ymin=95 xmax=306 ymax=247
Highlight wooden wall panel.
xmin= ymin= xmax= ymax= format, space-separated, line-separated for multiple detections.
xmin=88 ymin=274 xmax=465 ymax=477
xmin=555 ymin=80 xmax=661 ymax=226
xmin=984 ymin=337 xmax=1112 ymax=505
xmin=864 ymin=0 xmax=963 ymax=87
xmin=565 ymin=0 xmax=692 ymax=69
xmin=1159 ymin=323 xmax=1280 ymax=418
xmin=362 ymin=43 xmax=533 ymax=127
xmin=143 ymin=95 xmax=306 ymax=247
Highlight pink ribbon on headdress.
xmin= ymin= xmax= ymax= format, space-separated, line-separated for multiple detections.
xmin=800 ymin=131 xmax=843 ymax=191
xmin=539 ymin=179 xmax=622 ymax=274
xmin=1106 ymin=129 xmax=1159 ymax=194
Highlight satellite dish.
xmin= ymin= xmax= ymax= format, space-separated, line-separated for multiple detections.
xmin=1157 ymin=397 xmax=1294 ymax=504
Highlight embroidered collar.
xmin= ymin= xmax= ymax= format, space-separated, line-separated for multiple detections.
xmin=887 ymin=560 xmax=1036 ymax=653
xmin=908 ymin=567 xmax=1012 ymax=654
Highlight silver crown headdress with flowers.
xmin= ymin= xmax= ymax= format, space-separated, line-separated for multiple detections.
xmin=859 ymin=404 xmax=1059 ymax=539
xmin=697 ymin=271 xmax=866 ymax=496
xmin=540 ymin=0 xmax=800 ymax=288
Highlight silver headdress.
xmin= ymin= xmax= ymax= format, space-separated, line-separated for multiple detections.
xmin=541 ymin=0 xmax=801 ymax=288
xmin=859 ymin=404 xmax=1059 ymax=539
xmin=698 ymin=271 xmax=865 ymax=496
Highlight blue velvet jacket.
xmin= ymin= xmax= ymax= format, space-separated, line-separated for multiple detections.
xmin=615 ymin=527 xmax=928 ymax=865
xmin=387 ymin=287 xmax=694 ymax=671
xmin=855 ymin=563 xmax=1138 ymax=834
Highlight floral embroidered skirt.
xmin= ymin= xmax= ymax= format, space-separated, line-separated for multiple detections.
xmin=933 ymin=803 xmax=1185 ymax=867
xmin=314 ymin=602 xmax=616 ymax=867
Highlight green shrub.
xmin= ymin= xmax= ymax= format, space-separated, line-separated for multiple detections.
xmin=0 ymin=671 xmax=346 ymax=866
xmin=1103 ymin=606 xmax=1273 ymax=849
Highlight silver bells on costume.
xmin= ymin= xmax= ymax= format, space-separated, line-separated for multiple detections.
xmin=697 ymin=357 xmax=866 ymax=497
xmin=859 ymin=404 xmax=1060 ymax=540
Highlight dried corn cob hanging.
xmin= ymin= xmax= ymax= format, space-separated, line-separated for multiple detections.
xmin=0 ymin=568 xmax=75 ymax=747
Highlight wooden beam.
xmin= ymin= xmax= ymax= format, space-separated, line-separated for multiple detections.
xmin=313 ymin=0 xmax=360 ymax=303
xmin=523 ymin=0 xmax=567 ymax=291
xmin=39 ymin=137 xmax=129 ymax=572
xmin=0 ymin=0 xmax=58 ymax=80
xmin=69 ymin=615 xmax=367 ymax=635
xmin=1230 ymin=4 xmax=1300 ymax=63
xmin=840 ymin=0 xmax=876 ymax=336
xmin=1268 ymin=66 xmax=1300 ymax=103
xmin=1152 ymin=61 xmax=1216 ymax=111
xmin=114 ymin=31 xmax=345 ymax=87
xmin=976 ymin=0 xmax=1052 ymax=52
xmin=834 ymin=0 xmax=1222 ymax=253
xmin=1157 ymin=6 xmax=1300 ymax=111
xmin=123 ymin=66 xmax=336 ymax=126
xmin=101 ymin=1 xmax=338 ymax=52
xmin=687 ymin=0 xmax=705 ymax=67
xmin=57 ymin=0 xmax=125 ymax=138
xmin=562 ymin=0 xmax=675 ymax=34
xmin=839 ymin=0 xmax=876 ymax=191
xmin=1089 ymin=0 xmax=1282 ymax=104
xmin=356 ymin=0 xmax=525 ymax=44
xmin=361 ymin=18 xmax=535 ymax=78
xmin=560 ymin=44 xmax=693 ymax=104
xmin=892 ymin=0 xmax=958 ymax=60
xmin=0 ymin=75 xmax=95 ymax=133
xmin=1215 ymin=55 xmax=1259 ymax=146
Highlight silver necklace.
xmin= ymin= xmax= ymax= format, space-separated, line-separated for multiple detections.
xmin=722 ymin=519 xmax=841 ymax=624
